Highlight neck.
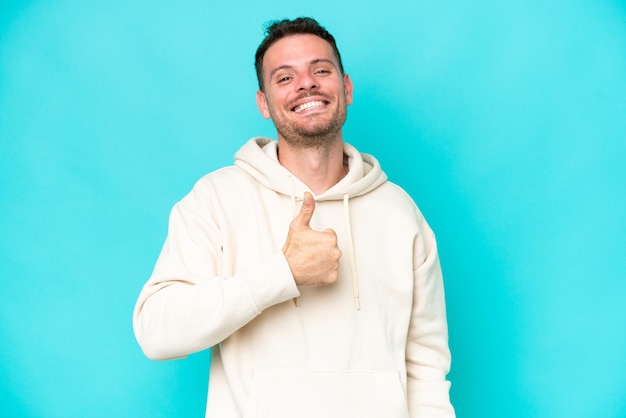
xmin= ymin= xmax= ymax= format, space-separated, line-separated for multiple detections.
xmin=277 ymin=137 xmax=347 ymax=195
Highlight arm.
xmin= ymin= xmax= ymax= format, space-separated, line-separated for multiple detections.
xmin=132 ymin=185 xmax=300 ymax=360
xmin=406 ymin=227 xmax=456 ymax=417
xmin=133 ymin=187 xmax=340 ymax=360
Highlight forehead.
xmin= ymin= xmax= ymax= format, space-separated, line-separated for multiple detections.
xmin=263 ymin=34 xmax=338 ymax=73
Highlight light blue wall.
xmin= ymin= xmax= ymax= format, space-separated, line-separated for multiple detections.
xmin=1 ymin=1 xmax=625 ymax=417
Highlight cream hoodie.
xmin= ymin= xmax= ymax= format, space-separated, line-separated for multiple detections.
xmin=133 ymin=137 xmax=455 ymax=417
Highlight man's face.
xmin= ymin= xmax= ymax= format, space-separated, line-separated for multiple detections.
xmin=256 ymin=34 xmax=353 ymax=148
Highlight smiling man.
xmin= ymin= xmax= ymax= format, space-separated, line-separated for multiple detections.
xmin=134 ymin=17 xmax=455 ymax=418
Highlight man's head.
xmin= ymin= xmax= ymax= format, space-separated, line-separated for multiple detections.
xmin=255 ymin=17 xmax=344 ymax=92
xmin=254 ymin=18 xmax=353 ymax=150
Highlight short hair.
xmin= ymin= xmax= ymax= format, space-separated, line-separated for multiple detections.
xmin=254 ymin=17 xmax=345 ymax=91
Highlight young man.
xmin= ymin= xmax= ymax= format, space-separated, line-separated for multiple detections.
xmin=134 ymin=17 xmax=455 ymax=418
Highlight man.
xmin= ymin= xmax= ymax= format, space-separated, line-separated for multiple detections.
xmin=134 ymin=17 xmax=455 ymax=418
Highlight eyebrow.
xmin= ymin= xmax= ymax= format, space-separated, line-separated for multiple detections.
xmin=268 ymin=58 xmax=338 ymax=80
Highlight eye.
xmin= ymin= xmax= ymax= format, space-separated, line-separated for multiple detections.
xmin=314 ymin=68 xmax=331 ymax=75
xmin=275 ymin=75 xmax=292 ymax=84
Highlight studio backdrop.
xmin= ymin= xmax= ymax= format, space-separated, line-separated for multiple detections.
xmin=1 ymin=0 xmax=625 ymax=417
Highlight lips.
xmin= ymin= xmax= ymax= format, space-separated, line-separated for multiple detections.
xmin=289 ymin=93 xmax=332 ymax=113
xmin=293 ymin=100 xmax=326 ymax=113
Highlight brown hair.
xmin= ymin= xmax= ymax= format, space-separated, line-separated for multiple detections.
xmin=254 ymin=17 xmax=344 ymax=91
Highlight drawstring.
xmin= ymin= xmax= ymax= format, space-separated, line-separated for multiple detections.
xmin=290 ymin=177 xmax=301 ymax=307
xmin=290 ymin=178 xmax=297 ymax=218
xmin=343 ymin=194 xmax=361 ymax=310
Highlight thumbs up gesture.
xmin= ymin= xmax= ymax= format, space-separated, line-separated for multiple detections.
xmin=282 ymin=192 xmax=342 ymax=286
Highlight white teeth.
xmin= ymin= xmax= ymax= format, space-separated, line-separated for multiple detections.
xmin=294 ymin=101 xmax=325 ymax=113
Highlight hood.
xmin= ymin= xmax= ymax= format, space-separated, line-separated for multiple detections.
xmin=234 ymin=137 xmax=387 ymax=201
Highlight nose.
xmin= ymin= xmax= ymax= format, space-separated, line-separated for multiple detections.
xmin=297 ymin=71 xmax=318 ymax=91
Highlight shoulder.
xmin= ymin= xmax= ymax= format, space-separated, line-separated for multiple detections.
xmin=175 ymin=166 xmax=252 ymax=208
xmin=190 ymin=166 xmax=253 ymax=193
xmin=361 ymin=181 xmax=435 ymax=237
xmin=371 ymin=181 xmax=423 ymax=214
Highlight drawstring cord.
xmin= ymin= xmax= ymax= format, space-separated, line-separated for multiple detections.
xmin=343 ymin=194 xmax=361 ymax=310
xmin=290 ymin=177 xmax=301 ymax=307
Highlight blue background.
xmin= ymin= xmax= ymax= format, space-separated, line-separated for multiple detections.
xmin=1 ymin=0 xmax=625 ymax=417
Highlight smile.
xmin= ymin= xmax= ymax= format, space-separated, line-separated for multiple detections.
xmin=293 ymin=100 xmax=327 ymax=113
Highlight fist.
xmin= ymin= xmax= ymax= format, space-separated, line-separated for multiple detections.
xmin=282 ymin=192 xmax=342 ymax=286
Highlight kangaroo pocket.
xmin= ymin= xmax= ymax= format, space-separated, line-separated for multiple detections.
xmin=244 ymin=369 xmax=409 ymax=418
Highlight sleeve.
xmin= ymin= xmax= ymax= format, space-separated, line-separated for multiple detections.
xmin=132 ymin=182 xmax=300 ymax=360
xmin=406 ymin=222 xmax=456 ymax=417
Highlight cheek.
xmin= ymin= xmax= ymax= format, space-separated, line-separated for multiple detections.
xmin=268 ymin=95 xmax=288 ymax=119
xmin=273 ymin=97 xmax=291 ymax=115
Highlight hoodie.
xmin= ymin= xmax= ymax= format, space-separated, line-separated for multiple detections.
xmin=133 ymin=137 xmax=455 ymax=418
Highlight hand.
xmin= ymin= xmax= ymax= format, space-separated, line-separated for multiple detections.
xmin=282 ymin=192 xmax=342 ymax=286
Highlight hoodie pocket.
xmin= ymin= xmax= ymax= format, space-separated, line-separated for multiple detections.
xmin=244 ymin=369 xmax=409 ymax=418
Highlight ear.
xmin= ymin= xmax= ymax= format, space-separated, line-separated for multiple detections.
xmin=343 ymin=73 xmax=354 ymax=105
xmin=256 ymin=90 xmax=271 ymax=119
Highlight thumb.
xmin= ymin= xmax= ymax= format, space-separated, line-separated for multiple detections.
xmin=294 ymin=192 xmax=315 ymax=227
